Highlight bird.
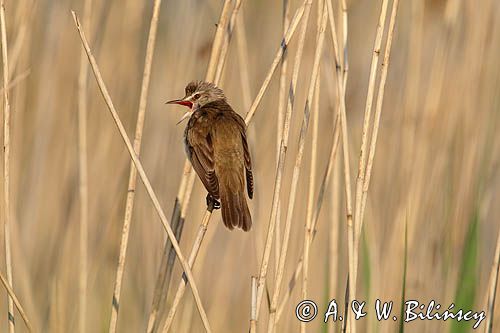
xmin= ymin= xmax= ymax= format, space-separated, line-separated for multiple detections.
xmin=166 ymin=81 xmax=253 ymax=231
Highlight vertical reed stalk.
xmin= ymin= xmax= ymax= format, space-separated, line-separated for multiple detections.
xmin=328 ymin=151 xmax=340 ymax=333
xmin=71 ymin=12 xmax=212 ymax=332
xmin=250 ymin=276 xmax=257 ymax=333
xmin=300 ymin=75 xmax=320 ymax=333
xmin=340 ymin=0 xmax=348 ymax=79
xmin=485 ymin=228 xmax=500 ymax=333
xmin=1 ymin=3 xmax=14 ymax=332
xmin=107 ymin=1 xmax=162 ymax=332
xmin=352 ymin=0 xmax=389 ymax=286
xmin=267 ymin=4 xmax=327 ymax=332
xmin=359 ymin=0 xmax=400 ymax=233
xmin=325 ymin=0 xmax=354 ymax=331
xmin=235 ymin=8 xmax=252 ymax=110
xmin=254 ymin=0 xmax=313 ymax=322
xmin=300 ymin=3 xmax=322 ymax=332
xmin=214 ymin=0 xmax=242 ymax=85
xmin=206 ymin=0 xmax=233 ymax=82
xmin=77 ymin=1 xmax=92 ymax=332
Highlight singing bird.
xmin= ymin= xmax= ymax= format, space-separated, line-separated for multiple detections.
xmin=166 ymin=81 xmax=253 ymax=231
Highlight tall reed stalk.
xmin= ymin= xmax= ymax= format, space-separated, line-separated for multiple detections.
xmin=76 ymin=1 xmax=92 ymax=332
xmin=1 ymin=3 xmax=14 ymax=332
xmin=300 ymin=4 xmax=322 ymax=331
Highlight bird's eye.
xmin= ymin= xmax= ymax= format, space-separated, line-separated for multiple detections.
xmin=193 ymin=93 xmax=201 ymax=100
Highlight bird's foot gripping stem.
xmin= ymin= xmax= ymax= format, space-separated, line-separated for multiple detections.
xmin=206 ymin=194 xmax=221 ymax=212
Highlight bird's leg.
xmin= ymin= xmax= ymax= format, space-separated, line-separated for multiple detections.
xmin=206 ymin=193 xmax=221 ymax=211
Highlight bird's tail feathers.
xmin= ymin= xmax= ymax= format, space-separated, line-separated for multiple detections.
xmin=220 ymin=185 xmax=252 ymax=232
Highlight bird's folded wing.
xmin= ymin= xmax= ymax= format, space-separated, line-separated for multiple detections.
xmin=229 ymin=112 xmax=254 ymax=199
xmin=187 ymin=125 xmax=219 ymax=196
xmin=190 ymin=143 xmax=219 ymax=197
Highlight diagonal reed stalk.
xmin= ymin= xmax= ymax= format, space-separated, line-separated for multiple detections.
xmin=267 ymin=3 xmax=327 ymax=332
xmin=146 ymin=2 xmax=233 ymax=329
xmin=1 ymin=3 xmax=14 ymax=332
xmin=71 ymin=12 xmax=213 ymax=333
xmin=0 ymin=271 xmax=32 ymax=332
xmin=352 ymin=0 xmax=399 ymax=329
xmin=244 ymin=0 xmax=307 ymax=126
xmin=77 ymin=1 xmax=92 ymax=332
xmin=254 ymin=0 xmax=313 ymax=323
xmin=161 ymin=203 xmax=215 ymax=332
xmin=107 ymin=1 xmax=162 ymax=332
xmin=320 ymin=0 xmax=355 ymax=331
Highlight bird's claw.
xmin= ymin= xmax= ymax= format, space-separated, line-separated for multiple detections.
xmin=206 ymin=194 xmax=221 ymax=211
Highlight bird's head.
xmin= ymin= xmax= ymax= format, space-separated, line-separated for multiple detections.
xmin=166 ymin=81 xmax=226 ymax=109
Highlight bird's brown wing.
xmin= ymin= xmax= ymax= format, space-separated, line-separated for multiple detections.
xmin=228 ymin=110 xmax=254 ymax=199
xmin=185 ymin=111 xmax=219 ymax=197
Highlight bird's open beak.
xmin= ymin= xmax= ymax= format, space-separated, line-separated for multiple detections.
xmin=165 ymin=98 xmax=193 ymax=108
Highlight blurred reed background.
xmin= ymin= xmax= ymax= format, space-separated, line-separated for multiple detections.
xmin=0 ymin=0 xmax=499 ymax=332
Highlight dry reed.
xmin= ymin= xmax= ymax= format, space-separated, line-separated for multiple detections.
xmin=485 ymin=229 xmax=500 ymax=333
xmin=214 ymin=0 xmax=242 ymax=85
xmin=349 ymin=3 xmax=391 ymax=326
xmin=235 ymin=10 xmax=252 ymax=110
xmin=358 ymin=0 xmax=400 ymax=229
xmin=1 ymin=3 xmax=14 ymax=332
xmin=300 ymin=2 xmax=321 ymax=327
xmin=0 ymin=271 xmax=31 ymax=332
xmin=76 ymin=1 xmax=92 ymax=332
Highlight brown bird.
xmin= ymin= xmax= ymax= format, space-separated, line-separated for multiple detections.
xmin=166 ymin=81 xmax=253 ymax=231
